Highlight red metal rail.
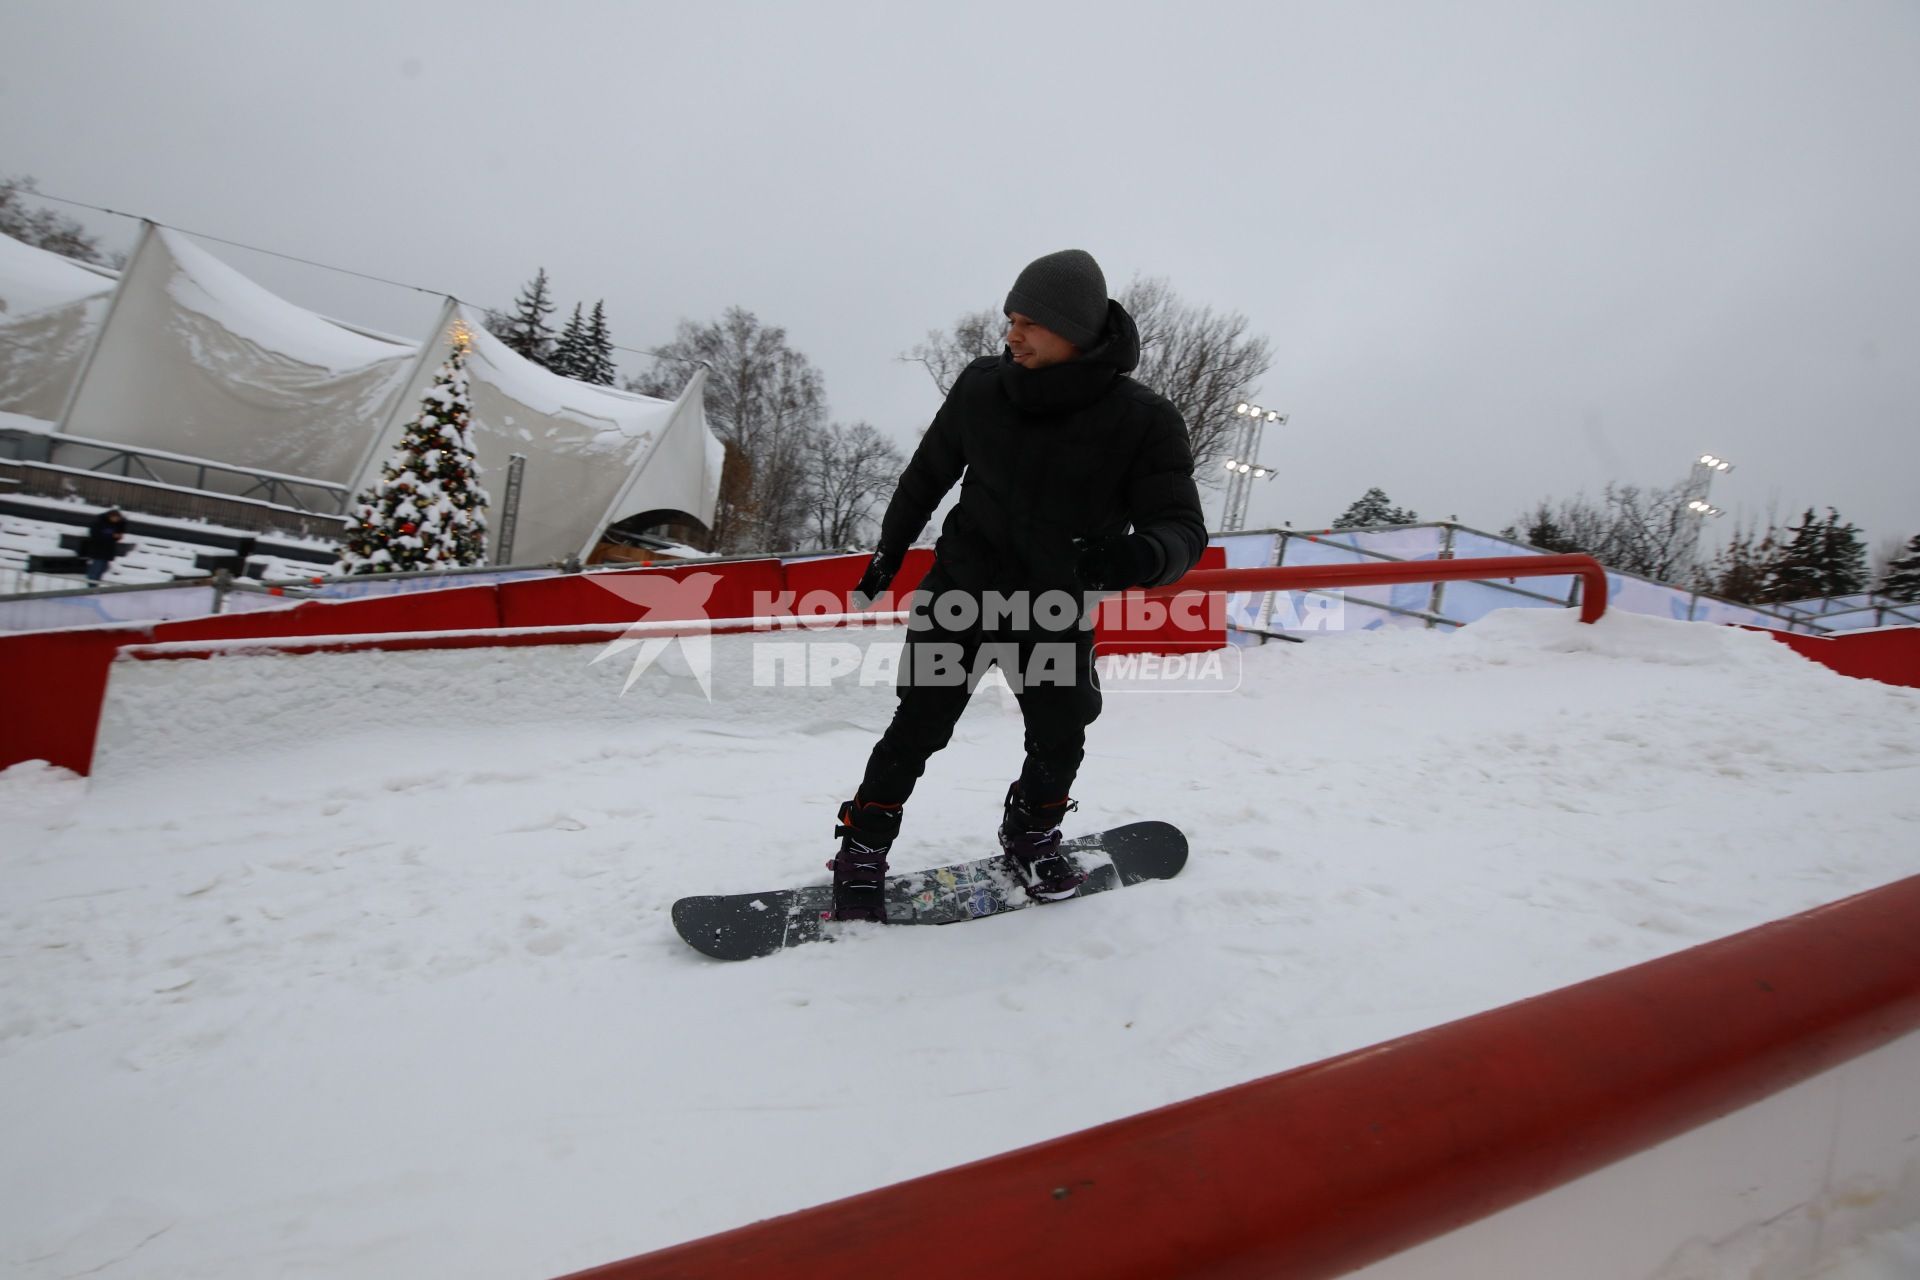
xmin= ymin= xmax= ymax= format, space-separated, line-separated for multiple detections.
xmin=557 ymin=873 xmax=1920 ymax=1280
xmin=1144 ymin=552 xmax=1608 ymax=625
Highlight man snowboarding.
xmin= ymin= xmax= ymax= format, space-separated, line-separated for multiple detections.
xmin=830 ymin=249 xmax=1206 ymax=921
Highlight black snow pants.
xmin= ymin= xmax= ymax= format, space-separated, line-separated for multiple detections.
xmin=857 ymin=566 xmax=1102 ymax=808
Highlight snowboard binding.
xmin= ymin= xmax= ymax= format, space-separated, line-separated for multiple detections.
xmin=829 ymin=797 xmax=902 ymax=922
xmin=998 ymin=784 xmax=1088 ymax=901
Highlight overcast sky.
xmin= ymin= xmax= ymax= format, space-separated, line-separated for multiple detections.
xmin=4 ymin=1 xmax=1916 ymax=553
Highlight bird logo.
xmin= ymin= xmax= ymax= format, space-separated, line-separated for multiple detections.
xmin=586 ymin=571 xmax=724 ymax=700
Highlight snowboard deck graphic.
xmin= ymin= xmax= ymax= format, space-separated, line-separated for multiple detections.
xmin=671 ymin=821 xmax=1187 ymax=961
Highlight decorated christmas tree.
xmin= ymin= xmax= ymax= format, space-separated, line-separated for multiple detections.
xmin=335 ymin=325 xmax=491 ymax=574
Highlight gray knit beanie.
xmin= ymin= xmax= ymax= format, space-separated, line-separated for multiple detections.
xmin=1004 ymin=249 xmax=1109 ymax=350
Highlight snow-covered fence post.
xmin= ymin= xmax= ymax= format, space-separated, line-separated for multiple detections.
xmin=1427 ymin=522 xmax=1457 ymax=628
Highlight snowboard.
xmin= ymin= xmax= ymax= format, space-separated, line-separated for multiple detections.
xmin=671 ymin=821 xmax=1187 ymax=961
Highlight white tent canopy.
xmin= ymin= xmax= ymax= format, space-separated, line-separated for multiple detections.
xmin=5 ymin=222 xmax=720 ymax=564
xmin=0 ymin=229 xmax=117 ymax=425
xmin=58 ymin=224 xmax=418 ymax=482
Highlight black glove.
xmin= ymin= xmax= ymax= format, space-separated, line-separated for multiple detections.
xmin=850 ymin=548 xmax=902 ymax=611
xmin=1074 ymin=533 xmax=1161 ymax=592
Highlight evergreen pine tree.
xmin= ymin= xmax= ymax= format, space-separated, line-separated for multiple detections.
xmin=1813 ymin=507 xmax=1868 ymax=596
xmin=583 ymin=300 xmax=617 ymax=386
xmin=549 ymin=304 xmax=588 ymax=379
xmin=1762 ymin=509 xmax=1826 ymax=603
xmin=499 ymin=268 xmax=557 ymax=366
xmin=336 ymin=329 xmax=491 ymax=574
xmin=1704 ymin=525 xmax=1777 ymax=603
xmin=1880 ymin=534 xmax=1920 ymax=602
xmin=1761 ymin=507 xmax=1866 ymax=603
xmin=1332 ymin=487 xmax=1418 ymax=529
xmin=1504 ymin=501 xmax=1584 ymax=553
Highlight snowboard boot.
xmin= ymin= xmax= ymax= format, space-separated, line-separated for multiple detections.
xmin=829 ymin=797 xmax=902 ymax=922
xmin=998 ymin=783 xmax=1087 ymax=901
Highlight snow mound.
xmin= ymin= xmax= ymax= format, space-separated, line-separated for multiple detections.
xmin=0 ymin=759 xmax=86 ymax=811
xmin=1460 ymin=606 xmax=1822 ymax=672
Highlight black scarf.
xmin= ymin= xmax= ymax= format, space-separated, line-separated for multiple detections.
xmin=997 ymin=300 xmax=1142 ymax=415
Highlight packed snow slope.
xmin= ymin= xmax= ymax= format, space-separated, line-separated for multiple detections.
xmin=1 ymin=609 xmax=1916 ymax=1279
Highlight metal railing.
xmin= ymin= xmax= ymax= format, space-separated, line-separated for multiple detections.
xmin=1151 ymin=554 xmax=1610 ymax=624
xmin=1216 ymin=522 xmax=1827 ymax=636
xmin=1771 ymin=594 xmax=1920 ymax=631
xmin=0 ymin=460 xmax=352 ymax=542
xmin=17 ymin=432 xmax=355 ymax=514
xmin=0 ymin=548 xmax=794 ymax=632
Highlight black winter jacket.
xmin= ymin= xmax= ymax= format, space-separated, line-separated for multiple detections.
xmin=877 ymin=300 xmax=1206 ymax=595
xmin=80 ymin=511 xmax=126 ymax=559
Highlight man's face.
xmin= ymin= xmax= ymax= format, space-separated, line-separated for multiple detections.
xmin=1005 ymin=313 xmax=1079 ymax=369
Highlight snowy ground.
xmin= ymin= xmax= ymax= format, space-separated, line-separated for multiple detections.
xmin=1 ymin=610 xmax=1917 ymax=1278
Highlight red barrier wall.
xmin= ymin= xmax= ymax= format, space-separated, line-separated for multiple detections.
xmin=557 ymin=874 xmax=1920 ymax=1280
xmin=150 ymin=585 xmax=504 ymax=644
xmin=0 ymin=625 xmax=156 ymax=775
xmin=496 ymin=560 xmax=787 ymax=630
xmin=1747 ymin=625 xmax=1920 ymax=689
xmin=778 ymin=550 xmax=935 ymax=612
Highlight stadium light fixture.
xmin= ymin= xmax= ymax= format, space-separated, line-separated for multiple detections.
xmin=1224 ymin=403 xmax=1286 ymax=530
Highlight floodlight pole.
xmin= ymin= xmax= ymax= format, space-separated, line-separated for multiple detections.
xmin=1682 ymin=453 xmax=1733 ymax=571
xmin=1222 ymin=404 xmax=1286 ymax=532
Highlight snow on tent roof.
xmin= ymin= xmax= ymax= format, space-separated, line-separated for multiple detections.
xmin=58 ymin=225 xmax=419 ymax=484
xmin=458 ymin=304 xmax=671 ymax=457
xmin=0 ymin=230 xmax=117 ymax=422
xmin=159 ymin=228 xmax=415 ymax=375
xmin=0 ymin=230 xmax=115 ymax=319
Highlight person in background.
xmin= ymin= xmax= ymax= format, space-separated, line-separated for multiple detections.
xmin=81 ymin=507 xmax=127 ymax=585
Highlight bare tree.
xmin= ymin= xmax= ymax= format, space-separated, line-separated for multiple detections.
xmin=898 ymin=276 xmax=1273 ymax=477
xmin=627 ymin=307 xmax=827 ymax=552
xmin=803 ymin=421 xmax=905 ymax=549
xmin=0 ymin=175 xmax=112 ymax=265
xmin=1120 ymin=277 xmax=1273 ymax=477
xmin=1504 ymin=481 xmax=1702 ymax=583
xmin=1600 ymin=483 xmax=1698 ymax=582
xmin=903 ymin=309 xmax=1004 ymax=398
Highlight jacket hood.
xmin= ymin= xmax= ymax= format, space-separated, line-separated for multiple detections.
xmin=1082 ymin=299 xmax=1140 ymax=375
